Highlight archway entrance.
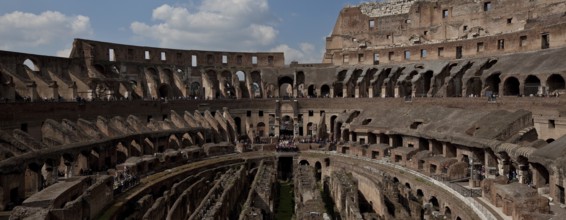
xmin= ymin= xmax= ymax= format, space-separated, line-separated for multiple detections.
xmin=524 ymin=75 xmax=541 ymax=96
xmin=279 ymin=76 xmax=294 ymax=98
xmin=158 ymin=84 xmax=170 ymax=98
xmin=280 ymin=115 xmax=294 ymax=136
xmin=321 ymin=84 xmax=330 ymax=97
xmin=485 ymin=73 xmax=501 ymax=96
xmin=504 ymin=77 xmax=520 ymax=96
xmin=547 ymin=74 xmax=565 ymax=94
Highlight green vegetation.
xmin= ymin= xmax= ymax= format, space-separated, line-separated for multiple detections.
xmin=275 ymin=181 xmax=295 ymax=220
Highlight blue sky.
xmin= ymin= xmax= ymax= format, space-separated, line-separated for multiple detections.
xmin=0 ymin=0 xmax=366 ymax=63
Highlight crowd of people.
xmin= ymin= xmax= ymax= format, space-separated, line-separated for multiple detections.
xmin=276 ymin=135 xmax=298 ymax=152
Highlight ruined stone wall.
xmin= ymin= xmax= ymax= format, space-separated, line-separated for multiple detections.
xmin=325 ymin=0 xmax=566 ymax=65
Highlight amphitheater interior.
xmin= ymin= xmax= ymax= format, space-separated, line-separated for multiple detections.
xmin=3 ymin=0 xmax=566 ymax=219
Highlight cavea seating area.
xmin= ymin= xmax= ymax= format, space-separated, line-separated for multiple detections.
xmin=2 ymin=0 xmax=566 ymax=219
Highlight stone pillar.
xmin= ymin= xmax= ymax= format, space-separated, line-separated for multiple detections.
xmin=368 ymin=87 xmax=374 ymax=98
xmin=69 ymin=82 xmax=78 ymax=100
xmin=27 ymin=82 xmax=38 ymax=101
xmin=389 ymin=136 xmax=395 ymax=148
xmin=498 ymin=158 xmax=510 ymax=177
xmin=517 ymin=164 xmax=530 ymax=184
xmin=343 ymin=87 xmax=348 ymax=98
xmin=394 ymin=86 xmax=400 ymax=98
xmin=355 ymin=85 xmax=360 ymax=98
xmin=330 ymin=86 xmax=334 ymax=98
xmin=530 ymin=164 xmax=545 ymax=188
xmin=381 ymin=86 xmax=387 ymax=98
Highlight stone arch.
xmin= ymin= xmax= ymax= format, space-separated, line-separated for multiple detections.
xmin=236 ymin=71 xmax=246 ymax=82
xmin=321 ymin=84 xmax=330 ymax=97
xmin=524 ymin=75 xmax=541 ymax=96
xmin=466 ymin=77 xmax=482 ymax=97
xmin=330 ymin=115 xmax=338 ymax=134
xmin=158 ymin=84 xmax=171 ymax=98
xmin=334 ymin=83 xmax=343 ymax=97
xmin=24 ymin=163 xmax=42 ymax=197
xmin=416 ymin=71 xmax=433 ymax=97
xmin=169 ymin=135 xmax=181 ymax=150
xmin=503 ymin=76 xmax=521 ymax=96
xmin=444 ymin=206 xmax=452 ymax=219
xmin=129 ymin=140 xmax=142 ymax=156
xmin=23 ymin=58 xmax=40 ymax=71
xmin=299 ymin=160 xmax=310 ymax=166
xmin=315 ymin=161 xmax=322 ymax=181
xmin=280 ymin=115 xmax=294 ymax=136
xmin=546 ymin=138 xmax=555 ymax=143
xmin=250 ymin=71 xmax=263 ymax=98
xmin=204 ymin=70 xmax=220 ymax=99
xmin=257 ymin=122 xmax=266 ymax=137
xmin=307 ymin=122 xmax=313 ymax=136
xmin=145 ymin=67 xmax=159 ymax=99
xmin=307 ymin=84 xmax=316 ymax=97
xmin=547 ymin=74 xmax=565 ymax=94
xmin=279 ymin=76 xmax=294 ymax=98
xmin=485 ymin=73 xmax=501 ymax=95
xmin=181 ymin=133 xmax=193 ymax=147
xmin=189 ymin=82 xmax=201 ymax=98
xmin=405 ymin=182 xmax=411 ymax=189
xmin=116 ymin=143 xmax=128 ymax=164
xmin=221 ymin=70 xmax=235 ymax=98
xmin=74 ymin=152 xmax=89 ymax=176
xmin=416 ymin=189 xmax=424 ymax=201
xmin=428 ymin=196 xmax=440 ymax=211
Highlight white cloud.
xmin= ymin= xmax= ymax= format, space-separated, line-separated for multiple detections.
xmin=270 ymin=43 xmax=321 ymax=64
xmin=0 ymin=11 xmax=93 ymax=56
xmin=131 ymin=0 xmax=278 ymax=52
xmin=56 ymin=48 xmax=72 ymax=57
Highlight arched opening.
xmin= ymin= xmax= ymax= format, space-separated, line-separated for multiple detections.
xmin=23 ymin=59 xmax=39 ymax=71
xmin=444 ymin=207 xmax=452 ymax=219
xmin=279 ymin=76 xmax=294 ymax=98
xmin=392 ymin=177 xmax=399 ymax=184
xmin=466 ymin=77 xmax=482 ymax=97
xmin=257 ymin=122 xmax=266 ymax=137
xmin=236 ymin=71 xmax=246 ymax=82
xmin=280 ymin=115 xmax=294 ymax=136
xmin=251 ymin=71 xmax=262 ymax=98
xmin=308 ymin=85 xmax=316 ymax=97
xmin=116 ymin=143 xmax=128 ymax=164
xmin=524 ymin=75 xmax=541 ymax=96
xmin=315 ymin=161 xmax=322 ymax=181
xmin=342 ymin=129 xmax=350 ymax=142
xmin=416 ymin=189 xmax=424 ymax=200
xmin=190 ymin=82 xmax=200 ymax=98
xmin=546 ymin=138 xmax=555 ymax=143
xmin=158 ymin=84 xmax=170 ymax=98
xmin=547 ymin=74 xmax=565 ymax=94
xmin=429 ymin=196 xmax=440 ymax=211
xmin=145 ymin=68 xmax=159 ymax=99
xmin=306 ymin=122 xmax=314 ymax=136
xmin=504 ymin=77 xmax=521 ymax=96
xmin=417 ymin=71 xmax=433 ymax=97
xmin=485 ymin=73 xmax=501 ymax=96
xmin=252 ymin=82 xmax=261 ymax=98
xmin=321 ymin=84 xmax=330 ymax=97
xmin=334 ymin=83 xmax=343 ymax=97
xmin=405 ymin=182 xmax=411 ymax=189
xmin=234 ymin=117 xmax=242 ymax=135
xmin=296 ymin=83 xmax=305 ymax=97
xmin=299 ymin=160 xmax=310 ymax=166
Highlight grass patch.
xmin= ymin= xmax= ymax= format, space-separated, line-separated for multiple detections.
xmin=275 ymin=181 xmax=294 ymax=220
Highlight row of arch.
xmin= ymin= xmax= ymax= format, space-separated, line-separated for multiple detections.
xmin=297 ymin=157 xmax=464 ymax=220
